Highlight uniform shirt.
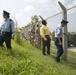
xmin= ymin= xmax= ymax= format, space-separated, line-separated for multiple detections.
xmin=55 ymin=25 xmax=63 ymax=38
xmin=40 ymin=25 xmax=52 ymax=40
xmin=36 ymin=27 xmax=40 ymax=34
xmin=0 ymin=27 xmax=1 ymax=35
xmin=1 ymin=18 xmax=15 ymax=36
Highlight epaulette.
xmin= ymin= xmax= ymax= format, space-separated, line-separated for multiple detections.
xmin=10 ymin=19 xmax=12 ymax=21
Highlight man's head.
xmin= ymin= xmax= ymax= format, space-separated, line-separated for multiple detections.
xmin=32 ymin=25 xmax=35 ymax=28
xmin=42 ymin=20 xmax=47 ymax=25
xmin=61 ymin=19 xmax=68 ymax=27
xmin=3 ymin=10 xmax=10 ymax=19
xmin=37 ymin=24 xmax=40 ymax=27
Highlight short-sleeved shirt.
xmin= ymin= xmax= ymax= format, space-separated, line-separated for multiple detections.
xmin=55 ymin=25 xmax=63 ymax=38
xmin=40 ymin=25 xmax=52 ymax=40
xmin=0 ymin=18 xmax=15 ymax=36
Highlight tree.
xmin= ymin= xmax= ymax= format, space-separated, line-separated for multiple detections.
xmin=31 ymin=15 xmax=39 ymax=24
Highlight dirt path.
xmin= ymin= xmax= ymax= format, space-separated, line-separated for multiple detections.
xmin=68 ymin=47 xmax=76 ymax=52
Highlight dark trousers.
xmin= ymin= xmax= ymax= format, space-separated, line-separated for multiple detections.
xmin=42 ymin=35 xmax=51 ymax=55
xmin=0 ymin=34 xmax=12 ymax=49
xmin=55 ymin=38 xmax=64 ymax=61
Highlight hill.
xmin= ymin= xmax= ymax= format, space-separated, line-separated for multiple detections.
xmin=0 ymin=40 xmax=76 ymax=75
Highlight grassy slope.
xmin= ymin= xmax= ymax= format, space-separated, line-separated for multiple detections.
xmin=0 ymin=40 xmax=76 ymax=75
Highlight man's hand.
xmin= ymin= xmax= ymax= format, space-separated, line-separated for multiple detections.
xmin=59 ymin=42 xmax=62 ymax=45
xmin=63 ymin=32 xmax=67 ymax=35
xmin=11 ymin=35 xmax=15 ymax=40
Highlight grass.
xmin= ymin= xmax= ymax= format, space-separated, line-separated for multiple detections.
xmin=0 ymin=40 xmax=76 ymax=75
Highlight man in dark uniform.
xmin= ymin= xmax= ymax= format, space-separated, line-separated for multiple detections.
xmin=0 ymin=10 xmax=15 ymax=49
xmin=55 ymin=19 xmax=68 ymax=62
xmin=40 ymin=20 xmax=52 ymax=55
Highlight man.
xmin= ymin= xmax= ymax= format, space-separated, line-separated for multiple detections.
xmin=0 ymin=27 xmax=1 ymax=36
xmin=55 ymin=19 xmax=68 ymax=62
xmin=40 ymin=20 xmax=52 ymax=55
xmin=0 ymin=10 xmax=15 ymax=49
xmin=28 ymin=28 xmax=31 ymax=44
xmin=35 ymin=24 xmax=41 ymax=48
xmin=31 ymin=25 xmax=35 ymax=46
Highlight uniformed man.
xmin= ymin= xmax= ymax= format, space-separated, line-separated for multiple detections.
xmin=31 ymin=25 xmax=35 ymax=45
xmin=40 ymin=20 xmax=52 ymax=55
xmin=28 ymin=28 xmax=31 ymax=44
xmin=35 ymin=24 xmax=41 ymax=48
xmin=0 ymin=27 xmax=1 ymax=36
xmin=0 ymin=10 xmax=15 ymax=49
xmin=55 ymin=19 xmax=68 ymax=62
xmin=0 ymin=27 xmax=1 ymax=41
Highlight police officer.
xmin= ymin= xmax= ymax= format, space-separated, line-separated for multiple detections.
xmin=0 ymin=10 xmax=15 ymax=49
xmin=55 ymin=19 xmax=68 ymax=62
xmin=0 ymin=27 xmax=1 ymax=41
xmin=40 ymin=20 xmax=52 ymax=55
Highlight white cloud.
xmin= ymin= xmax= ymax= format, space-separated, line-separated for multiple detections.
xmin=24 ymin=0 xmax=36 ymax=4
xmin=37 ymin=0 xmax=49 ymax=5
xmin=15 ymin=13 xmax=23 ymax=19
xmin=24 ymin=5 xmax=36 ymax=17
xmin=0 ymin=9 xmax=3 ymax=27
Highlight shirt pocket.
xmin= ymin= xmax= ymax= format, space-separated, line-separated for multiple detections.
xmin=5 ymin=23 xmax=10 ymax=30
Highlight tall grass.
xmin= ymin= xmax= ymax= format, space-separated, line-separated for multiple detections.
xmin=0 ymin=40 xmax=76 ymax=75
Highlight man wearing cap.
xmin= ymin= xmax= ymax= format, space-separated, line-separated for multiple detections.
xmin=55 ymin=20 xmax=68 ymax=62
xmin=0 ymin=10 xmax=15 ymax=49
xmin=40 ymin=20 xmax=52 ymax=55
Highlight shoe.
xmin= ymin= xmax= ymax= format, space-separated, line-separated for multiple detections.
xmin=56 ymin=58 xmax=60 ymax=62
xmin=43 ymin=53 xmax=46 ymax=55
xmin=47 ymin=53 xmax=50 ymax=55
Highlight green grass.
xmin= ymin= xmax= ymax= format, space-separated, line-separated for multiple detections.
xmin=0 ymin=40 xmax=76 ymax=75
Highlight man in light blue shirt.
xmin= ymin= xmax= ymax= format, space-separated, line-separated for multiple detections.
xmin=55 ymin=20 xmax=68 ymax=62
xmin=0 ymin=10 xmax=15 ymax=49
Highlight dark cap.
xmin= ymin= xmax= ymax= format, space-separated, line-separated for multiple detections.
xmin=3 ymin=10 xmax=10 ymax=16
xmin=61 ymin=19 xmax=68 ymax=24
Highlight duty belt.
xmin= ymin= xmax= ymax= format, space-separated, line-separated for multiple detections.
xmin=1 ymin=32 xmax=11 ymax=35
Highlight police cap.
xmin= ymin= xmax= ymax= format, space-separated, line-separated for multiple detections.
xmin=3 ymin=10 xmax=10 ymax=16
xmin=61 ymin=19 xmax=68 ymax=24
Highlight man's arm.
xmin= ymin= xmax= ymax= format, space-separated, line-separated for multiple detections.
xmin=11 ymin=20 xmax=16 ymax=39
xmin=40 ymin=27 xmax=47 ymax=41
xmin=57 ymin=34 xmax=62 ymax=45
xmin=56 ymin=27 xmax=62 ymax=45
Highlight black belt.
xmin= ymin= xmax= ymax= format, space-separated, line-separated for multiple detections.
xmin=1 ymin=32 xmax=11 ymax=35
xmin=55 ymin=37 xmax=62 ymax=39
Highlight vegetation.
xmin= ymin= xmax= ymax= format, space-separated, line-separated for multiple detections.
xmin=68 ymin=32 xmax=76 ymax=47
xmin=0 ymin=40 xmax=76 ymax=75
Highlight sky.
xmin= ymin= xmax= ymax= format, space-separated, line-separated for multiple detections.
xmin=0 ymin=0 xmax=76 ymax=31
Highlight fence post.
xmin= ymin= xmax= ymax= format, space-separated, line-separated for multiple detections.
xmin=58 ymin=1 xmax=68 ymax=61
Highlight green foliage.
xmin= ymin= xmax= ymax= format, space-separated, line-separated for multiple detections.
xmin=15 ymin=32 xmax=21 ymax=45
xmin=68 ymin=32 xmax=76 ymax=47
xmin=15 ymin=27 xmax=21 ymax=45
xmin=0 ymin=41 xmax=76 ymax=75
xmin=31 ymin=15 xmax=39 ymax=23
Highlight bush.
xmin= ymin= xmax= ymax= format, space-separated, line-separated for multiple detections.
xmin=68 ymin=32 xmax=76 ymax=47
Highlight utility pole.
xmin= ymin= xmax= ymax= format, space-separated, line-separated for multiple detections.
xmin=58 ymin=1 xmax=68 ymax=61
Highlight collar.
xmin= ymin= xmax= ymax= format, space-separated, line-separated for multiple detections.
xmin=4 ymin=18 xmax=9 ymax=21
